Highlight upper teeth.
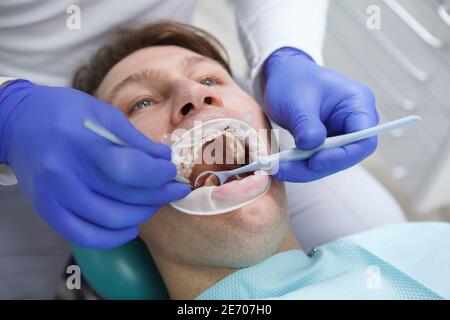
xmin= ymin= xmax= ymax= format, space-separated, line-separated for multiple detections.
xmin=171 ymin=119 xmax=264 ymax=182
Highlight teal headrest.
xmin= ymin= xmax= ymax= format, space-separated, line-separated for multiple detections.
xmin=71 ymin=238 xmax=169 ymax=300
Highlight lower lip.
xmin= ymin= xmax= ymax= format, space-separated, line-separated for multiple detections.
xmin=211 ymin=171 xmax=270 ymax=203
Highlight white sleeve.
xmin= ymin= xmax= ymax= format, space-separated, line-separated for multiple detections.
xmin=0 ymin=76 xmax=16 ymax=86
xmin=232 ymin=0 xmax=329 ymax=104
xmin=0 ymin=76 xmax=17 ymax=186
xmin=0 ymin=165 xmax=17 ymax=186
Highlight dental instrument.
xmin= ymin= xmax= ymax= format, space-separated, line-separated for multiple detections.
xmin=194 ymin=115 xmax=422 ymax=187
xmin=82 ymin=119 xmax=192 ymax=185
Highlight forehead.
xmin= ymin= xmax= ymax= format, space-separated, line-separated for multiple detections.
xmin=97 ymin=45 xmax=221 ymax=95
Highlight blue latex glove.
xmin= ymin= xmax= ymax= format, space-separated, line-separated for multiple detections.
xmin=264 ymin=47 xmax=379 ymax=182
xmin=0 ymin=80 xmax=190 ymax=248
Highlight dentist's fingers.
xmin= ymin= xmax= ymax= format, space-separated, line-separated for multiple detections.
xmin=273 ymin=159 xmax=331 ymax=182
xmin=83 ymin=143 xmax=177 ymax=189
xmin=313 ymin=107 xmax=379 ymax=171
xmin=67 ymin=190 xmax=159 ymax=230
xmin=34 ymin=195 xmax=139 ymax=249
xmin=309 ymin=136 xmax=378 ymax=171
xmin=290 ymin=113 xmax=327 ymax=151
xmin=326 ymin=89 xmax=379 ymax=136
xmin=88 ymin=176 xmax=191 ymax=205
xmin=56 ymin=174 xmax=162 ymax=229
xmin=274 ymin=137 xmax=377 ymax=183
xmin=93 ymin=103 xmax=172 ymax=160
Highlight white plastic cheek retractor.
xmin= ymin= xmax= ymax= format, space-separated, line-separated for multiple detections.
xmin=170 ymin=173 xmax=271 ymax=215
xmin=170 ymin=118 xmax=271 ymax=216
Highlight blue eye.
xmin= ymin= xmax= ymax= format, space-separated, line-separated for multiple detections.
xmin=201 ymin=78 xmax=216 ymax=87
xmin=131 ymin=98 xmax=153 ymax=112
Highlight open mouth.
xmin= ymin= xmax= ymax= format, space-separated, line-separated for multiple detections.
xmin=170 ymin=118 xmax=271 ymax=215
xmin=190 ymin=130 xmax=255 ymax=188
xmin=174 ymin=123 xmax=262 ymax=189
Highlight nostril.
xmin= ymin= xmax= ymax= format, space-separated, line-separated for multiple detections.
xmin=204 ymin=96 xmax=213 ymax=105
xmin=180 ymin=103 xmax=194 ymax=116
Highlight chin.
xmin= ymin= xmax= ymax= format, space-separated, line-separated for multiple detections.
xmin=195 ymin=180 xmax=289 ymax=268
xmin=219 ymin=180 xmax=287 ymax=230
xmin=140 ymin=179 xmax=289 ymax=270
xmin=224 ymin=179 xmax=287 ymax=220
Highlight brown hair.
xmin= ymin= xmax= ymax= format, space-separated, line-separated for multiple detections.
xmin=72 ymin=20 xmax=231 ymax=94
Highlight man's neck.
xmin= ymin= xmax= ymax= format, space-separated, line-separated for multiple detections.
xmin=155 ymin=230 xmax=300 ymax=300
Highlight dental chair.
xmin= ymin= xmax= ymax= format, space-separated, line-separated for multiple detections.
xmin=71 ymin=240 xmax=169 ymax=300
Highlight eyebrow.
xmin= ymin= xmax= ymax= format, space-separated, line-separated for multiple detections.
xmin=106 ymin=69 xmax=163 ymax=103
xmin=106 ymin=55 xmax=223 ymax=103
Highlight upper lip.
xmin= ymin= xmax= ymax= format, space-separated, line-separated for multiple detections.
xmin=173 ymin=107 xmax=238 ymax=132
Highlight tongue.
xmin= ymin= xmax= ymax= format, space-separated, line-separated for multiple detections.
xmin=197 ymin=173 xmax=220 ymax=187
xmin=189 ymin=133 xmax=249 ymax=188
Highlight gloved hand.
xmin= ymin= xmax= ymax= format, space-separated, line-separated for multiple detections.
xmin=0 ymin=80 xmax=190 ymax=248
xmin=264 ymin=47 xmax=379 ymax=182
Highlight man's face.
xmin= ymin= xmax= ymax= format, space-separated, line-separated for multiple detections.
xmin=96 ymin=46 xmax=288 ymax=268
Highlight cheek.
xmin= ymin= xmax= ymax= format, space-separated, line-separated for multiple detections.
xmin=130 ymin=110 xmax=172 ymax=144
xmin=139 ymin=206 xmax=183 ymax=252
xmin=222 ymin=92 xmax=267 ymax=126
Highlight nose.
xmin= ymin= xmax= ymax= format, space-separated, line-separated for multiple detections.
xmin=171 ymin=82 xmax=223 ymax=124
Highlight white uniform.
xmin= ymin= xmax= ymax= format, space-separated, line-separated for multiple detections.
xmin=0 ymin=0 xmax=405 ymax=298
xmin=0 ymin=0 xmax=328 ymax=185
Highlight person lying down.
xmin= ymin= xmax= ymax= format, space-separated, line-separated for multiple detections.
xmin=72 ymin=21 xmax=450 ymax=300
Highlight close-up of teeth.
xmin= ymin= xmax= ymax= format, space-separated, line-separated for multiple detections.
xmin=172 ymin=121 xmax=264 ymax=189
xmin=169 ymin=119 xmax=272 ymax=216
xmin=174 ymin=128 xmax=228 ymax=181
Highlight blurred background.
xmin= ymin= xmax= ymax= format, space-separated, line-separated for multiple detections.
xmin=193 ymin=0 xmax=450 ymax=222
